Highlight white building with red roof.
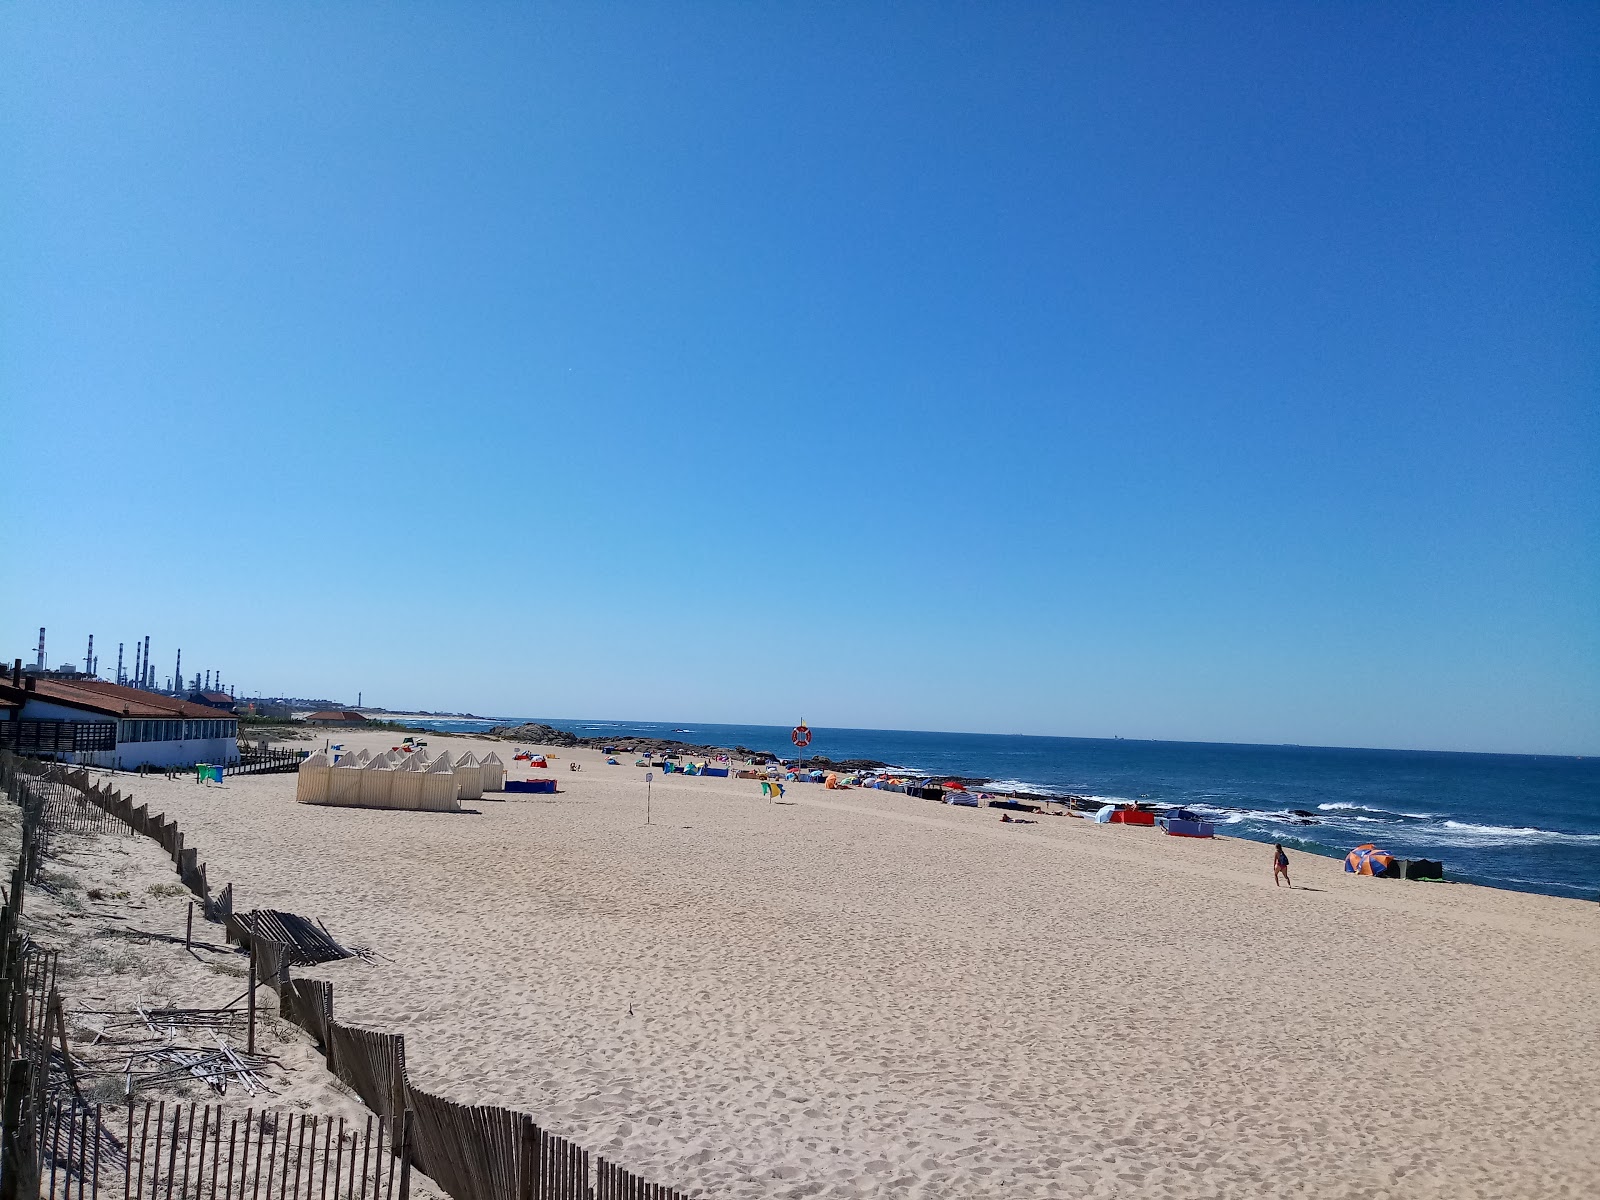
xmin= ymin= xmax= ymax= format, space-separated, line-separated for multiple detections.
xmin=0 ymin=662 xmax=239 ymax=769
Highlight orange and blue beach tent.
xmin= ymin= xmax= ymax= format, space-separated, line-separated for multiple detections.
xmin=1344 ymin=843 xmax=1396 ymax=875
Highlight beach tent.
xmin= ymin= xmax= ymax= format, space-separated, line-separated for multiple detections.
xmin=421 ymin=755 xmax=460 ymax=811
xmin=329 ymin=756 xmax=364 ymax=807
xmin=1093 ymin=804 xmax=1117 ymax=823
xmin=1159 ymin=808 xmax=1216 ymax=838
xmin=453 ymin=753 xmax=483 ymax=801
xmin=1344 ymin=844 xmax=1397 ymax=876
xmin=354 ymin=749 xmax=372 ymax=765
xmin=295 ymin=751 xmax=331 ymax=805
xmin=382 ymin=749 xmax=403 ymax=765
xmin=359 ymin=757 xmax=394 ymax=808
xmin=479 ymin=751 xmax=505 ymax=792
xmin=390 ymin=755 xmax=424 ymax=810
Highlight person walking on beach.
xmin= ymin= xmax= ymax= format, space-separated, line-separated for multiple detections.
xmin=1273 ymin=843 xmax=1292 ymax=888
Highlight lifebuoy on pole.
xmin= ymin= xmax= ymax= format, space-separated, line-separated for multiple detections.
xmin=791 ymin=723 xmax=812 ymax=749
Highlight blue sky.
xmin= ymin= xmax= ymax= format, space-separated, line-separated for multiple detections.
xmin=3 ymin=3 xmax=1596 ymax=754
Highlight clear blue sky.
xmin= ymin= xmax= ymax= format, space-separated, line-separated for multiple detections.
xmin=3 ymin=3 xmax=1596 ymax=754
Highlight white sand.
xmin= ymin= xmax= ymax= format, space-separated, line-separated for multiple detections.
xmin=89 ymin=733 xmax=1600 ymax=1198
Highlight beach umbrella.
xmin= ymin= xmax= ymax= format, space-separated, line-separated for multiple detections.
xmin=1344 ymin=843 xmax=1397 ymax=876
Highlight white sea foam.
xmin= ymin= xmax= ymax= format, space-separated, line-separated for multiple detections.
xmin=1316 ymin=801 xmax=1437 ymax=821
xmin=981 ymin=779 xmax=1060 ymax=795
xmin=1431 ymin=820 xmax=1600 ymax=845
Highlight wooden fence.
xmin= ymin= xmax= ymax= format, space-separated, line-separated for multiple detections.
xmin=42 ymin=789 xmax=126 ymax=838
xmin=37 ymin=1100 xmax=406 ymax=1200
xmin=0 ymin=751 xmax=76 ymax=1200
xmin=225 ymin=750 xmax=308 ymax=778
xmin=8 ymin=755 xmax=701 ymax=1200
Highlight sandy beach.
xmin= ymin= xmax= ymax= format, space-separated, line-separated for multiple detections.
xmin=84 ymin=733 xmax=1600 ymax=1198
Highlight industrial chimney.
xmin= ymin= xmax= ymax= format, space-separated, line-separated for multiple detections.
xmin=175 ymin=649 xmax=182 ymax=695
xmin=142 ymin=636 xmax=151 ymax=689
xmin=86 ymin=634 xmax=95 ymax=678
xmin=35 ymin=628 xmax=45 ymax=670
xmin=117 ymin=643 xmax=125 ymax=686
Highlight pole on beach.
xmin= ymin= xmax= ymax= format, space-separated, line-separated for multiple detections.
xmin=246 ymin=945 xmax=257 ymax=1055
xmin=645 ymin=772 xmax=652 ymax=825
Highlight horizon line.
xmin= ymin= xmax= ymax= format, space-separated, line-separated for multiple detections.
xmin=364 ymin=710 xmax=1596 ymax=762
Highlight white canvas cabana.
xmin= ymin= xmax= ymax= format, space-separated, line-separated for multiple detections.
xmin=421 ymin=755 xmax=460 ymax=812
xmin=359 ymin=757 xmax=394 ymax=808
xmin=479 ymin=751 xmax=505 ymax=792
xmin=328 ymin=757 xmax=364 ymax=806
xmin=391 ymin=755 xmax=424 ymax=810
xmin=354 ymin=748 xmax=372 ymax=765
xmin=295 ymin=751 xmax=331 ymax=804
xmin=453 ymin=752 xmax=483 ymax=801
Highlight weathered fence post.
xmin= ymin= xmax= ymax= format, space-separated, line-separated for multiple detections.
xmin=276 ymin=949 xmax=290 ymax=1020
xmin=396 ymin=1110 xmax=413 ymax=1200
xmin=48 ymin=989 xmax=76 ymax=1089
xmin=518 ymin=1115 xmax=535 ymax=1200
xmin=322 ymin=985 xmax=335 ymax=1071
xmin=0 ymin=1058 xmax=32 ymax=1200
xmin=247 ymin=946 xmax=257 ymax=1056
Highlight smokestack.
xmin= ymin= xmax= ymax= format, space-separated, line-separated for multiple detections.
xmin=35 ymin=628 xmax=45 ymax=670
xmin=204 ymin=669 xmax=211 ymax=691
xmin=11 ymin=659 xmax=19 ymax=687
xmin=132 ymin=640 xmax=142 ymax=690
xmin=117 ymin=643 xmax=124 ymax=685
xmin=175 ymin=649 xmax=182 ymax=694
xmin=86 ymin=635 xmax=94 ymax=678
xmin=142 ymin=636 xmax=151 ymax=689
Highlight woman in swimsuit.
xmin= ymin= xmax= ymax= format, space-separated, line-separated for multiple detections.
xmin=1273 ymin=843 xmax=1292 ymax=888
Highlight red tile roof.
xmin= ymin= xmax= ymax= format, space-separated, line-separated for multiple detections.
xmin=305 ymin=711 xmax=368 ymax=722
xmin=0 ymin=678 xmax=238 ymax=721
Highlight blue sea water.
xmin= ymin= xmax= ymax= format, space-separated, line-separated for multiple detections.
xmin=399 ymin=717 xmax=1600 ymax=901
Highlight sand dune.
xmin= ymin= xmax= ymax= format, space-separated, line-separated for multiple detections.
xmin=93 ymin=733 xmax=1600 ymax=1197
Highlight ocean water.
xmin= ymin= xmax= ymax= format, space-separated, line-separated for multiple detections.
xmin=399 ymin=717 xmax=1600 ymax=901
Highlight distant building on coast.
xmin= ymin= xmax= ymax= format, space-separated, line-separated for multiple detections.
xmin=188 ymin=690 xmax=237 ymax=713
xmin=0 ymin=660 xmax=239 ymax=769
xmin=304 ymin=710 xmax=369 ymax=726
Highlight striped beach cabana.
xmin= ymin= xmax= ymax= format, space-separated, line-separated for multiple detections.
xmin=328 ymin=756 xmax=364 ymax=806
xmin=295 ymin=751 xmax=331 ymax=805
xmin=453 ymin=752 xmax=483 ymax=801
xmin=479 ymin=751 xmax=505 ymax=793
xmin=359 ymin=756 xmax=394 ymax=808
xmin=421 ymin=754 xmax=460 ymax=811
xmin=390 ymin=754 xmax=425 ymax=810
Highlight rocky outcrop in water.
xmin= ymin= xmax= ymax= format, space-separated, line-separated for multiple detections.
xmin=488 ymin=723 xmax=888 ymax=769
